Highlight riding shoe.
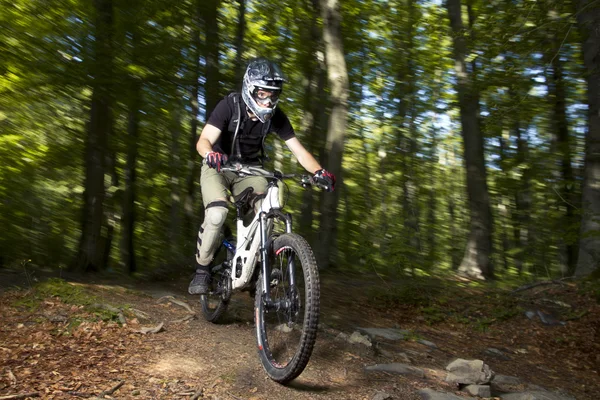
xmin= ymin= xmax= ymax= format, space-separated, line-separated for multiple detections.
xmin=188 ymin=269 xmax=211 ymax=295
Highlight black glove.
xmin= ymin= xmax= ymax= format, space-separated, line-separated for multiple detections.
xmin=313 ymin=169 xmax=336 ymax=192
xmin=205 ymin=151 xmax=228 ymax=172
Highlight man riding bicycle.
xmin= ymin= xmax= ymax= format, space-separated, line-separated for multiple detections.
xmin=189 ymin=58 xmax=335 ymax=295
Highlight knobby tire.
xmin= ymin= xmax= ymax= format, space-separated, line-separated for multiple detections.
xmin=254 ymin=233 xmax=320 ymax=383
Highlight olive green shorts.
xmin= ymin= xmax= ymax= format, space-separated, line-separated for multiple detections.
xmin=200 ymin=163 xmax=268 ymax=207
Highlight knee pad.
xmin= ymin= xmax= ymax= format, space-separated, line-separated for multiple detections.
xmin=206 ymin=205 xmax=228 ymax=226
xmin=196 ymin=204 xmax=228 ymax=266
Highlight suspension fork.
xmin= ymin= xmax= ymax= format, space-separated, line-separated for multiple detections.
xmin=259 ymin=209 xmax=294 ymax=311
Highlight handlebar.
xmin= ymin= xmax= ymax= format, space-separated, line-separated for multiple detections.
xmin=220 ymin=162 xmax=330 ymax=191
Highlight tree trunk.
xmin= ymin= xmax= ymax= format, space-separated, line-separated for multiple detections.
xmin=400 ymin=0 xmax=420 ymax=266
xmin=498 ymin=135 xmax=510 ymax=271
xmin=121 ymin=85 xmax=140 ymax=273
xmin=168 ymin=105 xmax=182 ymax=261
xmin=120 ymin=26 xmax=142 ymax=274
xmin=100 ymin=126 xmax=119 ymax=270
xmin=203 ymin=0 xmax=222 ymax=116
xmin=575 ymin=0 xmax=600 ymax=277
xmin=234 ymin=0 xmax=246 ymax=84
xmin=76 ymin=0 xmax=114 ymax=272
xmin=548 ymin=45 xmax=577 ymax=275
xmin=299 ymin=0 xmax=326 ymax=238
xmin=317 ymin=0 xmax=349 ymax=268
xmin=427 ymin=123 xmax=438 ymax=266
xmin=513 ymin=118 xmax=531 ymax=275
xmin=183 ymin=0 xmax=220 ymax=233
xmin=184 ymin=1 xmax=202 ymax=242
xmin=446 ymin=0 xmax=493 ymax=279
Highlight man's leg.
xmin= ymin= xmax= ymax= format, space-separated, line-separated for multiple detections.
xmin=189 ymin=164 xmax=231 ymax=295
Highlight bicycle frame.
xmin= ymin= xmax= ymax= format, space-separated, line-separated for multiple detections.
xmin=229 ymin=179 xmax=292 ymax=292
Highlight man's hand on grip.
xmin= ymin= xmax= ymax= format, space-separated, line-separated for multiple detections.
xmin=313 ymin=169 xmax=336 ymax=192
xmin=205 ymin=151 xmax=228 ymax=172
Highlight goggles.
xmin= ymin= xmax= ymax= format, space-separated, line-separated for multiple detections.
xmin=253 ymin=88 xmax=281 ymax=105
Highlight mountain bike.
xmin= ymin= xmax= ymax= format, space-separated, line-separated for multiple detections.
xmin=199 ymin=162 xmax=328 ymax=383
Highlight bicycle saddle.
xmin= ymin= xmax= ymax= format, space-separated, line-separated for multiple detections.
xmin=231 ymin=187 xmax=255 ymax=208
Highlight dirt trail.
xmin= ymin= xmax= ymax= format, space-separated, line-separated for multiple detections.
xmin=0 ymin=268 xmax=598 ymax=399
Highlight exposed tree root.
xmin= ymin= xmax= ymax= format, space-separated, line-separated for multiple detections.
xmin=157 ymin=295 xmax=194 ymax=314
xmin=0 ymin=393 xmax=40 ymax=399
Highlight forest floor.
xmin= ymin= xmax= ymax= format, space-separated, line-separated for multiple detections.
xmin=0 ymin=266 xmax=599 ymax=400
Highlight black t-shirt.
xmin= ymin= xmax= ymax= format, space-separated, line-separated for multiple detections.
xmin=206 ymin=95 xmax=295 ymax=161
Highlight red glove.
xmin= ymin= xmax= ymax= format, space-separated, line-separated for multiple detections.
xmin=205 ymin=152 xmax=228 ymax=172
xmin=313 ymin=169 xmax=336 ymax=192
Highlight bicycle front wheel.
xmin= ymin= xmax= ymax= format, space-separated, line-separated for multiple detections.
xmin=255 ymin=233 xmax=320 ymax=383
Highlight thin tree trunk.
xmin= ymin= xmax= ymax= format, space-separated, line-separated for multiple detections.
xmin=234 ymin=0 xmax=246 ymax=84
xmin=575 ymin=0 xmax=600 ymax=276
xmin=184 ymin=1 xmax=202 ymax=241
xmin=427 ymin=123 xmax=437 ymax=265
xmin=100 ymin=127 xmax=119 ymax=270
xmin=203 ymin=0 xmax=221 ymax=115
xmin=76 ymin=0 xmax=114 ymax=272
xmin=446 ymin=0 xmax=493 ymax=279
xmin=498 ymin=135 xmax=510 ymax=271
xmin=447 ymin=144 xmax=461 ymax=270
xmin=401 ymin=0 xmax=420 ymax=265
xmin=168 ymin=105 xmax=182 ymax=260
xmin=299 ymin=0 xmax=325 ymax=238
xmin=393 ymin=24 xmax=410 ymax=260
xmin=548 ymin=45 xmax=577 ymax=275
xmin=317 ymin=0 xmax=349 ymax=268
xmin=121 ymin=27 xmax=141 ymax=274
xmin=121 ymin=87 xmax=140 ymax=273
xmin=513 ymin=118 xmax=531 ymax=275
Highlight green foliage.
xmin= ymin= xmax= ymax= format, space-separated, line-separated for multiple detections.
xmin=0 ymin=0 xmax=594 ymax=278
xmin=12 ymin=278 xmax=93 ymax=311
xmin=420 ymin=305 xmax=447 ymax=325
xmin=12 ymin=278 xmax=128 ymax=327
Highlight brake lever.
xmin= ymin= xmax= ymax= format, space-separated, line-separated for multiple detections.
xmin=301 ymin=175 xmax=313 ymax=188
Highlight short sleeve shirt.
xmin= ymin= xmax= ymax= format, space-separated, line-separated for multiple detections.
xmin=206 ymin=95 xmax=295 ymax=161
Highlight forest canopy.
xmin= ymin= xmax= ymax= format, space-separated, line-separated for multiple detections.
xmin=0 ymin=0 xmax=598 ymax=280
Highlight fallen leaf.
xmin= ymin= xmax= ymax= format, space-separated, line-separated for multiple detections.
xmin=8 ymin=369 xmax=17 ymax=385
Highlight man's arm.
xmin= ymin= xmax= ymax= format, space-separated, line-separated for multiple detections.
xmin=196 ymin=123 xmax=222 ymax=157
xmin=285 ymin=137 xmax=322 ymax=173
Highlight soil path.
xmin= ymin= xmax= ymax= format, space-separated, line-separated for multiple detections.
xmin=0 ymin=268 xmax=598 ymax=399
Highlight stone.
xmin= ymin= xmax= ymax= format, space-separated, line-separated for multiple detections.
xmin=349 ymin=331 xmax=372 ymax=347
xmin=445 ymin=358 xmax=494 ymax=385
xmin=372 ymin=392 xmax=393 ymax=400
xmin=417 ymin=339 xmax=438 ymax=349
xmin=499 ymin=391 xmax=576 ymax=400
xmin=365 ymin=363 xmax=425 ymax=378
xmin=418 ymin=388 xmax=464 ymax=400
xmin=492 ymin=374 xmax=523 ymax=392
xmin=484 ymin=347 xmax=511 ymax=360
xmin=357 ymin=327 xmax=411 ymax=341
xmin=536 ymin=311 xmax=566 ymax=326
xmin=464 ymin=384 xmax=492 ymax=397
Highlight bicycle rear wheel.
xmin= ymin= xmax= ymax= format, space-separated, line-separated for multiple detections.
xmin=200 ymin=241 xmax=234 ymax=323
xmin=254 ymin=233 xmax=320 ymax=383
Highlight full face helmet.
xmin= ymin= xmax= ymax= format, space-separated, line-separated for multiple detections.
xmin=241 ymin=58 xmax=285 ymax=123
